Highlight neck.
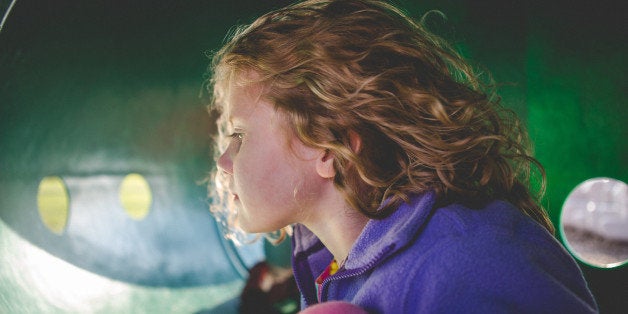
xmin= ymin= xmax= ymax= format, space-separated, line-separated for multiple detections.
xmin=301 ymin=184 xmax=369 ymax=262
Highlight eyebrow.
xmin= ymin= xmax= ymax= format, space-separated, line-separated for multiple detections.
xmin=225 ymin=105 xmax=248 ymax=129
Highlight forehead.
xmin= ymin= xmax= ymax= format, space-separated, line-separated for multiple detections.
xmin=218 ymin=70 xmax=268 ymax=122
xmin=225 ymin=83 xmax=263 ymax=119
xmin=216 ymin=70 xmax=295 ymax=141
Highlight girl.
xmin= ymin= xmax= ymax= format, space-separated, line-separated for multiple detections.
xmin=208 ymin=0 xmax=597 ymax=312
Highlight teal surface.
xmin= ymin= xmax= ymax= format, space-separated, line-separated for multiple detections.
xmin=0 ymin=0 xmax=284 ymax=312
xmin=0 ymin=219 xmax=242 ymax=313
xmin=1 ymin=0 xmax=626 ymax=313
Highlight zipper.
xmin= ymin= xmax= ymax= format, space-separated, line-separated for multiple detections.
xmin=319 ymin=244 xmax=395 ymax=302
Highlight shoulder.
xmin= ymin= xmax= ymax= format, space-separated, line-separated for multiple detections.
xmin=382 ymin=201 xmax=597 ymax=313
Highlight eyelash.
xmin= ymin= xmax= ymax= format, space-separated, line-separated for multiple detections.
xmin=227 ymin=132 xmax=243 ymax=152
xmin=229 ymin=133 xmax=243 ymax=141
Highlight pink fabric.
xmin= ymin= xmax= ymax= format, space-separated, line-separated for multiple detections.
xmin=300 ymin=301 xmax=368 ymax=314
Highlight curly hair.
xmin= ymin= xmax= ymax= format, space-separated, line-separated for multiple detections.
xmin=208 ymin=0 xmax=554 ymax=237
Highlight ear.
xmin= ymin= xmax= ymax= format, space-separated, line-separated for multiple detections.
xmin=348 ymin=130 xmax=362 ymax=153
xmin=316 ymin=149 xmax=336 ymax=179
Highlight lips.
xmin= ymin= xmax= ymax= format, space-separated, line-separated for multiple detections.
xmin=227 ymin=182 xmax=238 ymax=201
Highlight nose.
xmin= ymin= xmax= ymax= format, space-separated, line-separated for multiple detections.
xmin=216 ymin=150 xmax=233 ymax=175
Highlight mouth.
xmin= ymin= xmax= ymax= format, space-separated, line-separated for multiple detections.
xmin=232 ymin=193 xmax=239 ymax=201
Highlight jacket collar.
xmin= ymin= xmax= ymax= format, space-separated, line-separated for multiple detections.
xmin=293 ymin=191 xmax=436 ymax=271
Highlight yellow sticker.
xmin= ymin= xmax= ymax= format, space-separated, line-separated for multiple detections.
xmin=119 ymin=173 xmax=152 ymax=220
xmin=37 ymin=176 xmax=70 ymax=235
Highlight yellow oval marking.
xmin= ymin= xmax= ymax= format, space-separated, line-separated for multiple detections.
xmin=119 ymin=173 xmax=152 ymax=220
xmin=37 ymin=176 xmax=69 ymax=235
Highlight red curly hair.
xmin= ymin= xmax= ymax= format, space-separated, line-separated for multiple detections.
xmin=208 ymin=0 xmax=553 ymax=236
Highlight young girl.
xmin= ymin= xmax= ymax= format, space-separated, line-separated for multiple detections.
xmin=208 ymin=0 xmax=598 ymax=312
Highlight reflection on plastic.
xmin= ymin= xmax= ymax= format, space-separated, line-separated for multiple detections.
xmin=119 ymin=173 xmax=152 ymax=220
xmin=0 ymin=219 xmax=242 ymax=313
xmin=37 ymin=176 xmax=69 ymax=235
xmin=560 ymin=178 xmax=628 ymax=268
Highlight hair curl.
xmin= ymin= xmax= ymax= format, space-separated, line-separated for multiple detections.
xmin=208 ymin=0 xmax=554 ymax=236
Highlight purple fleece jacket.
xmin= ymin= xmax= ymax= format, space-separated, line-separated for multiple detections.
xmin=291 ymin=191 xmax=598 ymax=313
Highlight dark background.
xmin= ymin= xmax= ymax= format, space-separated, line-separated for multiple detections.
xmin=1 ymin=0 xmax=626 ymax=312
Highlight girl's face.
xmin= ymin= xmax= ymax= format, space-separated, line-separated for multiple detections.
xmin=216 ymin=81 xmax=327 ymax=233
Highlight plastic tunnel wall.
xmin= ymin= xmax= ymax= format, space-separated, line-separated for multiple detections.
xmin=0 ymin=0 xmax=626 ymax=313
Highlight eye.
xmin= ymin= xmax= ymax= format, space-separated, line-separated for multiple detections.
xmin=227 ymin=132 xmax=244 ymax=152
xmin=230 ymin=133 xmax=243 ymax=141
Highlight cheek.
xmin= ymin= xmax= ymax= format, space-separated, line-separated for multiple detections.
xmin=233 ymin=146 xmax=286 ymax=194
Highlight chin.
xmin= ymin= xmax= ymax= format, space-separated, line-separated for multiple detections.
xmin=237 ymin=220 xmax=265 ymax=234
xmin=238 ymin=219 xmax=284 ymax=235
